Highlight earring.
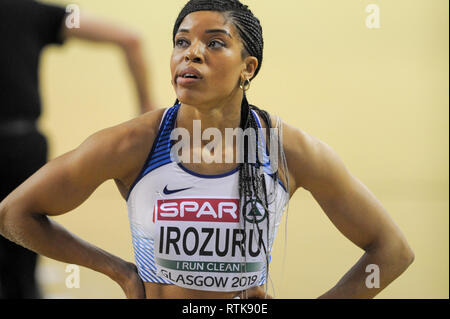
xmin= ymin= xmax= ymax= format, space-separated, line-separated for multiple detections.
xmin=240 ymin=78 xmax=251 ymax=91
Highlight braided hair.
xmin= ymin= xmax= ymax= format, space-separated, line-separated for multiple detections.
xmin=172 ymin=0 xmax=290 ymax=297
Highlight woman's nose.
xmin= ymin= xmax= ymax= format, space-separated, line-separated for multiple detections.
xmin=185 ymin=42 xmax=204 ymax=63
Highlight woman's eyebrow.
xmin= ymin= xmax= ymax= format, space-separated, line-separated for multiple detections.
xmin=205 ymin=29 xmax=232 ymax=38
xmin=177 ymin=28 xmax=232 ymax=38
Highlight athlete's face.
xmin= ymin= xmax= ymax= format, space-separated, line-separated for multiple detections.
xmin=170 ymin=11 xmax=257 ymax=106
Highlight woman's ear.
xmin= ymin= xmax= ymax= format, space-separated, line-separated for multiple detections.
xmin=242 ymin=56 xmax=258 ymax=80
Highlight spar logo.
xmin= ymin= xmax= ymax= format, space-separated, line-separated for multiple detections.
xmin=242 ymin=199 xmax=267 ymax=224
xmin=156 ymin=198 xmax=240 ymax=222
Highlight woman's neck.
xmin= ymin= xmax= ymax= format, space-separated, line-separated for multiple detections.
xmin=176 ymin=91 xmax=244 ymax=135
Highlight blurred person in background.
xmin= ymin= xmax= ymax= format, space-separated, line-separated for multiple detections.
xmin=0 ymin=0 xmax=155 ymax=298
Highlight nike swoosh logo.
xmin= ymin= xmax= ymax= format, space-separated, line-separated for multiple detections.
xmin=163 ymin=185 xmax=192 ymax=195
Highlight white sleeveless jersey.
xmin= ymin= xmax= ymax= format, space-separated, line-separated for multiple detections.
xmin=126 ymin=104 xmax=289 ymax=292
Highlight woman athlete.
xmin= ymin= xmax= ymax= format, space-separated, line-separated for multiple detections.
xmin=0 ymin=0 xmax=414 ymax=299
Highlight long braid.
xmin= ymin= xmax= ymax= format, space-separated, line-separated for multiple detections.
xmin=239 ymin=93 xmax=277 ymax=297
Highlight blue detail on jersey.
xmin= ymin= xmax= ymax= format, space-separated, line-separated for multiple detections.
xmin=130 ymin=223 xmax=172 ymax=284
xmin=251 ymin=109 xmax=287 ymax=192
xmin=177 ymin=162 xmax=241 ymax=179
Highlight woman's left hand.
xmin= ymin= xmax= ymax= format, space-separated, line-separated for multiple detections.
xmin=118 ymin=262 xmax=146 ymax=299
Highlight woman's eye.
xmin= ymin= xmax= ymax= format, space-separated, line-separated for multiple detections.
xmin=176 ymin=39 xmax=189 ymax=47
xmin=209 ymin=40 xmax=225 ymax=48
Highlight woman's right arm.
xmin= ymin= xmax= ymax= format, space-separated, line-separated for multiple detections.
xmin=0 ymin=120 xmax=153 ymax=298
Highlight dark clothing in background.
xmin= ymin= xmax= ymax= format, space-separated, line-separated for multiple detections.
xmin=0 ymin=0 xmax=66 ymax=298
xmin=0 ymin=0 xmax=66 ymax=121
xmin=0 ymin=132 xmax=48 ymax=298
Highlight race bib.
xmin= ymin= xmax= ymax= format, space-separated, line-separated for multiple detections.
xmin=154 ymin=197 xmax=269 ymax=291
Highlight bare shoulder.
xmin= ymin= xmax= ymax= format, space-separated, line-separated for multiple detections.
xmin=108 ymin=108 xmax=167 ymax=152
xmin=265 ymin=112 xmax=343 ymax=196
xmin=86 ymin=108 xmax=167 ymax=188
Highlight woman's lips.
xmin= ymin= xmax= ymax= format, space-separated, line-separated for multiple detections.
xmin=176 ymin=76 xmax=202 ymax=86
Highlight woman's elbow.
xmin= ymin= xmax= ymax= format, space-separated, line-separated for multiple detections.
xmin=0 ymin=198 xmax=32 ymax=240
xmin=369 ymin=232 xmax=415 ymax=270
xmin=387 ymin=237 xmax=415 ymax=270
xmin=390 ymin=231 xmax=415 ymax=267
xmin=401 ymin=243 xmax=415 ymax=267
xmin=0 ymin=199 xmax=10 ymax=236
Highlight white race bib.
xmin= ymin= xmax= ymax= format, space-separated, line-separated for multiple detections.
xmin=154 ymin=197 xmax=269 ymax=291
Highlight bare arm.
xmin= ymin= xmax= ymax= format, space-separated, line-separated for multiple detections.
xmin=283 ymin=123 xmax=415 ymax=298
xmin=0 ymin=122 xmax=151 ymax=298
xmin=62 ymin=12 xmax=156 ymax=113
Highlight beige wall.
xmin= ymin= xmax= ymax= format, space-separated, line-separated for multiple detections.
xmin=36 ymin=0 xmax=448 ymax=298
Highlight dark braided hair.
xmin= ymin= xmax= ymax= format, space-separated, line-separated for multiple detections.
xmin=172 ymin=0 xmax=289 ymax=297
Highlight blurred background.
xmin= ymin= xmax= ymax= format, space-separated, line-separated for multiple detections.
xmin=25 ymin=0 xmax=449 ymax=298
